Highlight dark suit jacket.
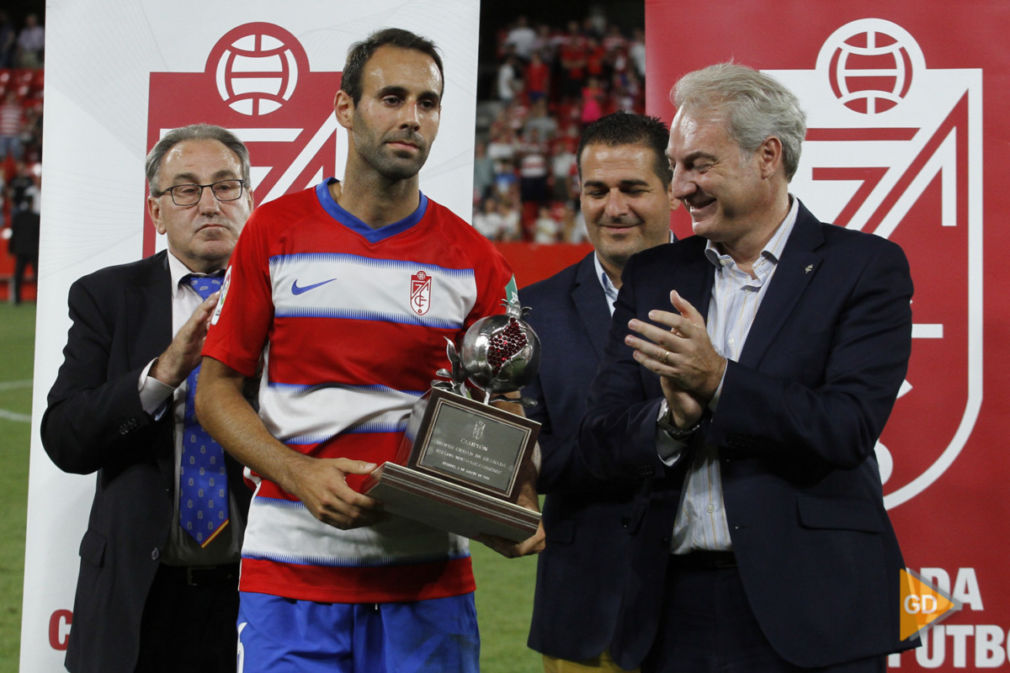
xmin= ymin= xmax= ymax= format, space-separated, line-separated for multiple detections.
xmin=521 ymin=253 xmax=648 ymax=661
xmin=580 ymin=203 xmax=916 ymax=669
xmin=40 ymin=251 xmax=251 ymax=673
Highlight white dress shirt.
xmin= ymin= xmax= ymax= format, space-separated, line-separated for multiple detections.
xmin=137 ymin=252 xmax=243 ymax=566
xmin=668 ymin=197 xmax=799 ymax=553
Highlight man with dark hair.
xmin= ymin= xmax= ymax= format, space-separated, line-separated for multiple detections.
xmin=42 ymin=123 xmax=254 ymax=673
xmin=197 ymin=27 xmax=540 ymax=673
xmin=522 ymin=111 xmax=674 ymax=673
xmin=581 ymin=63 xmax=914 ymax=672
xmin=338 ymin=27 xmax=444 ymax=104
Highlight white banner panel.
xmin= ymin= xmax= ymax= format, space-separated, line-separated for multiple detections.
xmin=23 ymin=1 xmax=480 ymax=670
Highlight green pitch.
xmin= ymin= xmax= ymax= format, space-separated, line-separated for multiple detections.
xmin=0 ymin=302 xmax=34 ymax=670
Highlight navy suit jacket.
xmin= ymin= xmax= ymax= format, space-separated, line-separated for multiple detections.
xmin=521 ymin=253 xmax=649 ymax=661
xmin=580 ymin=202 xmax=916 ymax=669
xmin=41 ymin=251 xmax=251 ymax=673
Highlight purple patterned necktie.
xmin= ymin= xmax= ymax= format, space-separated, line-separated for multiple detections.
xmin=179 ymin=273 xmax=228 ymax=547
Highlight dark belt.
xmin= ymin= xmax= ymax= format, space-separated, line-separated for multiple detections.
xmin=158 ymin=563 xmax=240 ymax=587
xmin=670 ymin=551 xmax=737 ymax=570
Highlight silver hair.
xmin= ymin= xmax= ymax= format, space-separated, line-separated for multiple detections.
xmin=145 ymin=123 xmax=251 ymax=194
xmin=672 ymin=63 xmax=806 ymax=180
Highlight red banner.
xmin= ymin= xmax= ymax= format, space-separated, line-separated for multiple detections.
xmin=146 ymin=22 xmax=341 ymax=256
xmin=646 ymin=2 xmax=1010 ymax=669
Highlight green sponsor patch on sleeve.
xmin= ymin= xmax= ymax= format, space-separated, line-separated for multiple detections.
xmin=505 ymin=275 xmax=519 ymax=305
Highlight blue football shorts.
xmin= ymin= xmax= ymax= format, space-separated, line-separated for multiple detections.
xmin=236 ymin=591 xmax=479 ymax=673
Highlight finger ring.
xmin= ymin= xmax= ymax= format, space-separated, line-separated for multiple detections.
xmin=663 ymin=350 xmax=672 ymax=364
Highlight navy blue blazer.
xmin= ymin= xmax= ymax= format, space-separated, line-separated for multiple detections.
xmin=580 ymin=202 xmax=916 ymax=669
xmin=521 ymin=253 xmax=649 ymax=662
xmin=41 ymin=251 xmax=251 ymax=673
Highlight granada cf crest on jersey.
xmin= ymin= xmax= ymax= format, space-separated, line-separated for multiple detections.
xmin=410 ymin=270 xmax=432 ymax=316
xmin=145 ymin=22 xmax=342 ymax=256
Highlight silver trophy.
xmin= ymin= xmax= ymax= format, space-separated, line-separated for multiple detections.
xmin=437 ymin=296 xmax=541 ymax=401
xmin=363 ymin=295 xmax=542 ymax=541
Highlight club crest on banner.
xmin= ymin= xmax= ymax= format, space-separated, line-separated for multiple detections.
xmin=826 ymin=25 xmax=913 ymax=114
xmin=215 ymin=27 xmax=300 ymax=116
xmin=145 ymin=22 xmax=343 ymax=256
xmin=411 ymin=270 xmax=432 ymax=316
xmin=772 ymin=18 xmax=982 ymax=509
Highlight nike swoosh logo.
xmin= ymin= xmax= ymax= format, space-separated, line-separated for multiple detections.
xmin=291 ymin=278 xmax=337 ymax=295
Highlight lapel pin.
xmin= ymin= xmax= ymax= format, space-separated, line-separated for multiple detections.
xmin=804 ymin=264 xmax=814 ymax=274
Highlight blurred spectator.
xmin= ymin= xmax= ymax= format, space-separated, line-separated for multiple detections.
xmin=629 ymin=28 xmax=646 ymax=79
xmin=497 ymin=52 xmax=522 ymax=103
xmin=524 ymin=99 xmax=558 ymax=142
xmin=580 ymin=76 xmax=605 ymax=125
xmin=7 ymin=161 xmax=34 ymax=211
xmin=493 ymin=159 xmax=520 ymax=204
xmin=561 ymin=203 xmax=588 ymax=244
xmin=16 ymin=13 xmax=44 ymax=69
xmin=504 ymin=16 xmax=537 ymax=62
xmin=584 ymin=8 xmax=607 ymax=38
xmin=0 ymin=12 xmax=16 ymax=68
xmin=487 ymin=126 xmax=517 ymax=164
xmin=505 ymin=98 xmax=529 ymax=133
xmin=550 ymin=137 xmax=577 ymax=203
xmin=9 ymin=193 xmax=39 ymax=304
xmin=531 ymin=24 xmax=555 ymax=64
xmin=612 ymin=69 xmax=643 ymax=114
xmin=0 ymin=91 xmax=23 ymax=161
xmin=25 ymin=167 xmax=40 ymax=215
xmin=532 ymin=206 xmax=559 ymax=244
xmin=558 ymin=23 xmax=586 ymax=99
xmin=524 ymin=52 xmax=550 ymax=104
xmin=473 ymin=140 xmax=495 ymax=202
xmin=584 ymin=37 xmax=607 ymax=82
xmin=548 ymin=21 xmax=572 ymax=57
xmin=473 ymin=195 xmax=506 ymax=241
xmin=518 ymin=129 xmax=550 ymax=227
xmin=553 ymin=101 xmax=582 ymax=137
xmin=609 ymin=42 xmax=630 ymax=82
xmin=602 ymin=24 xmax=627 ymax=54
xmin=21 ymin=101 xmax=42 ymax=163
xmin=497 ymin=197 xmax=523 ymax=241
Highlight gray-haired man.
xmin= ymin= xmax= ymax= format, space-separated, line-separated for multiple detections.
xmin=42 ymin=123 xmax=254 ymax=673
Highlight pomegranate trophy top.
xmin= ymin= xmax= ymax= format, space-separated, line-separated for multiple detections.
xmin=436 ymin=295 xmax=541 ymax=403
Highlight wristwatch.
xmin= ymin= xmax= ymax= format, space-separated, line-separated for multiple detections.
xmin=657 ymin=399 xmax=701 ymax=440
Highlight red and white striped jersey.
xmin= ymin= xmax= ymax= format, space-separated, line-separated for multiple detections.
xmin=204 ymin=179 xmax=516 ymax=603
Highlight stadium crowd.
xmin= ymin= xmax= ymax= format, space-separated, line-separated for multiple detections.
xmin=473 ymin=12 xmax=647 ymax=243
xmin=0 ymin=9 xmax=44 ymax=231
xmin=1 ymin=10 xmax=45 ymax=304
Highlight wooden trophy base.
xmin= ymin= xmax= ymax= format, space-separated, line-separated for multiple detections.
xmin=364 ymin=462 xmax=540 ymax=542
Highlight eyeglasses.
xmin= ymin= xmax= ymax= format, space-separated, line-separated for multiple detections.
xmin=156 ymin=179 xmax=246 ymax=207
